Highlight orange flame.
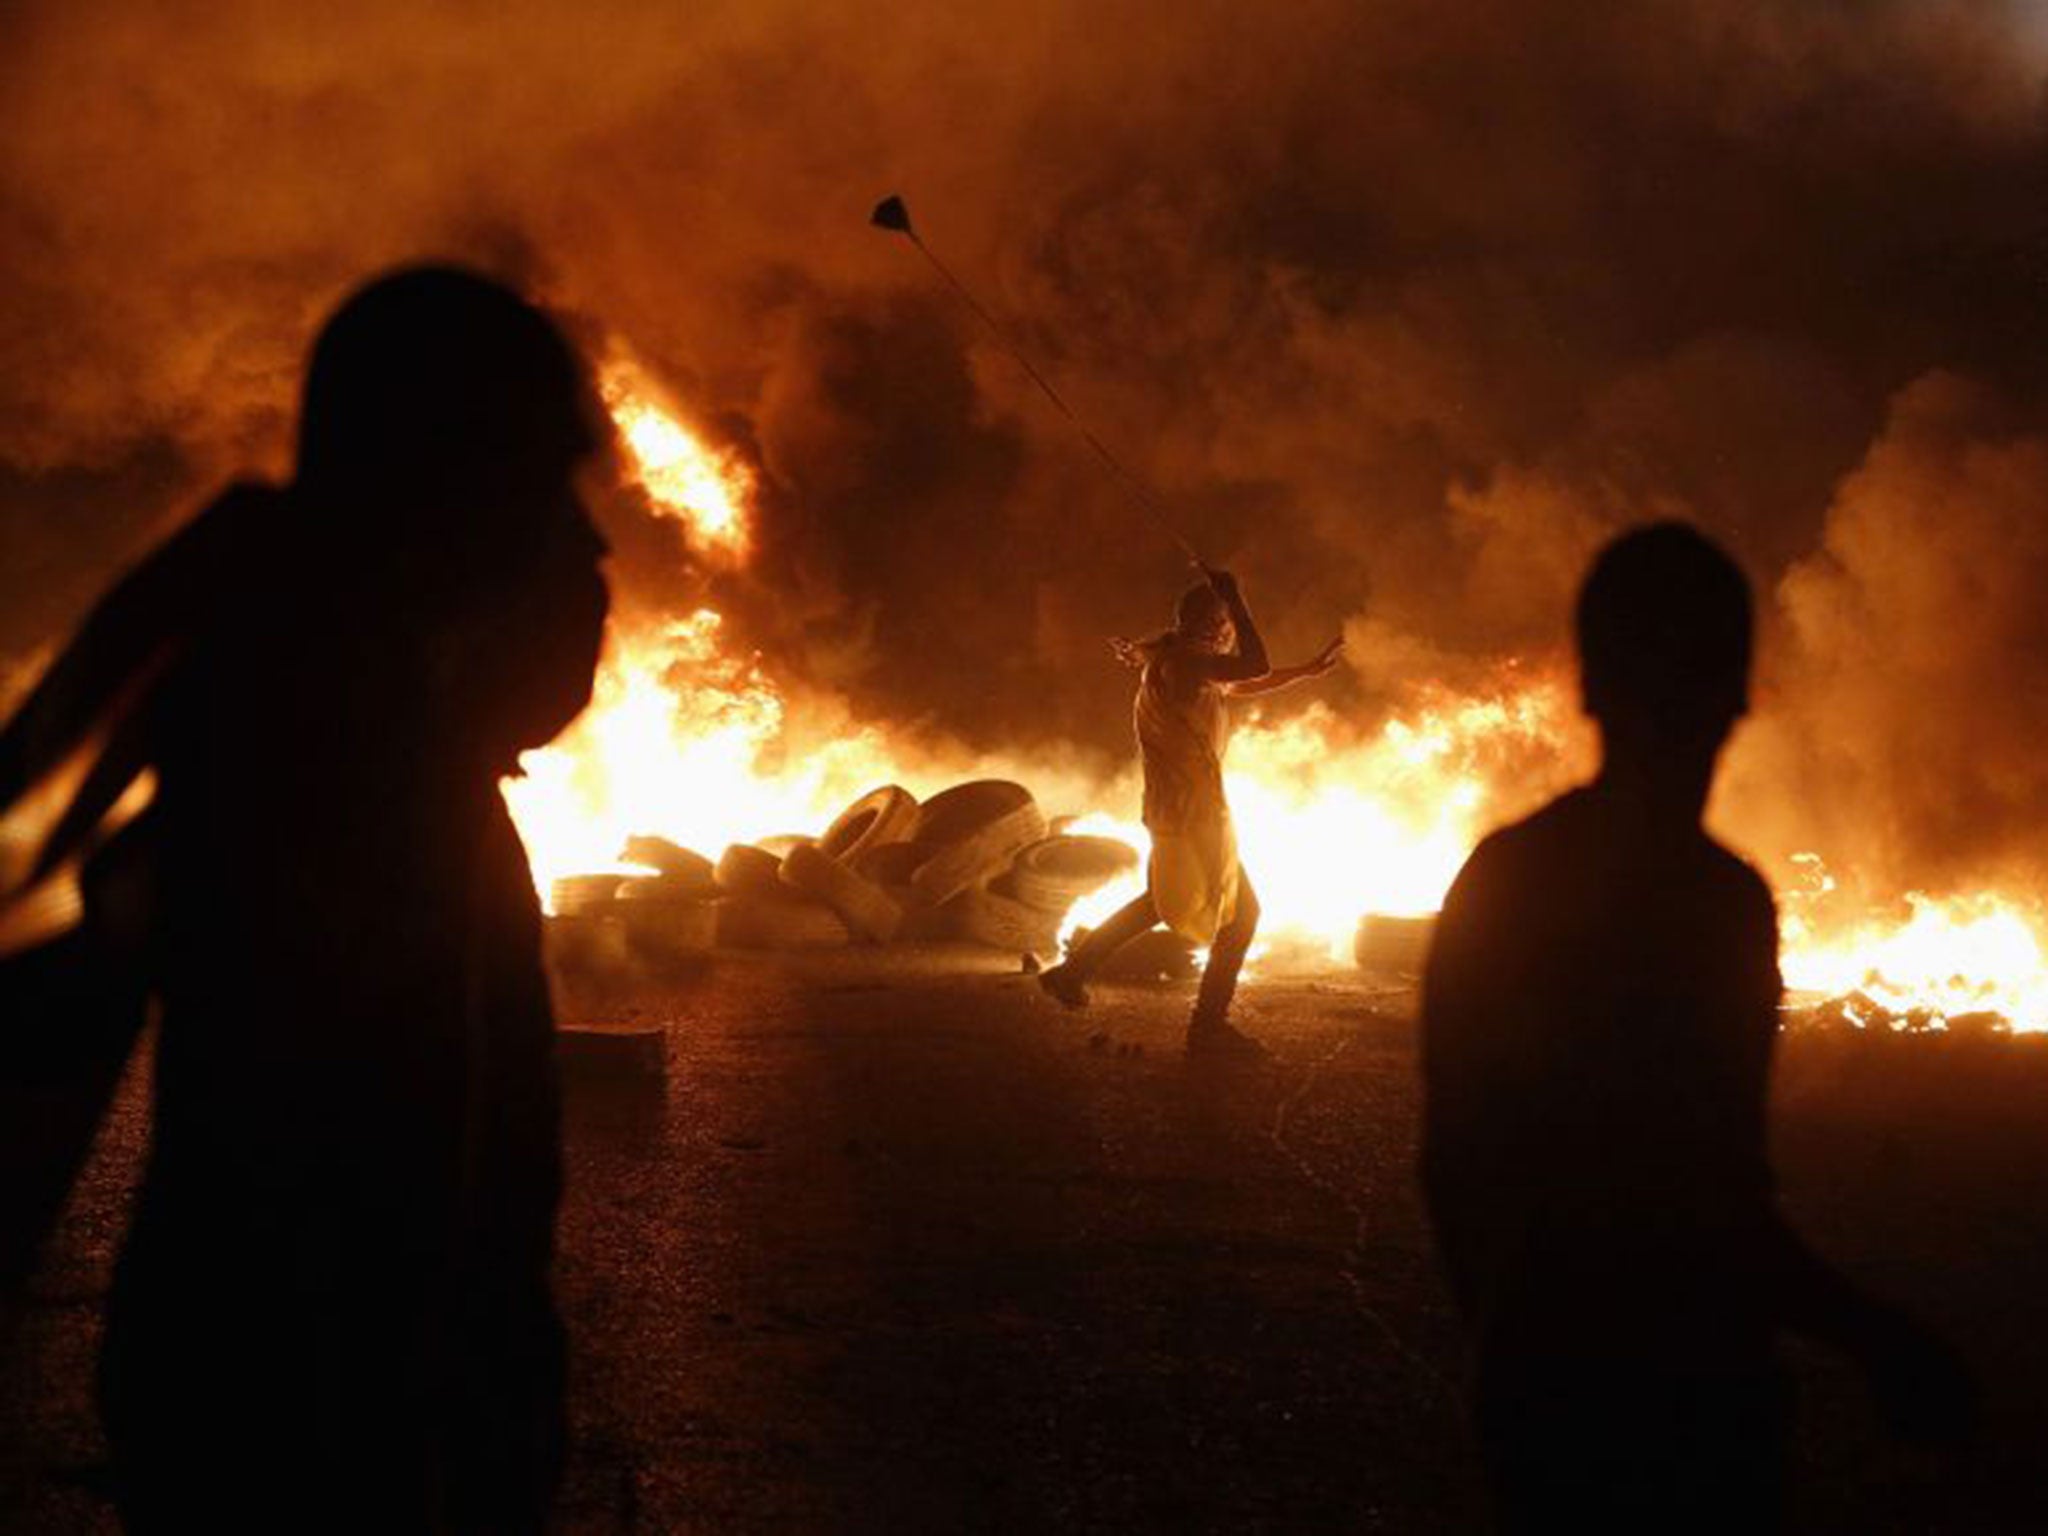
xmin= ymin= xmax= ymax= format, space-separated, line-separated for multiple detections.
xmin=501 ymin=369 xmax=2048 ymax=1033
xmin=1779 ymin=854 xmax=2048 ymax=1031
xmin=503 ymin=608 xmax=912 ymax=893
xmin=600 ymin=357 xmax=750 ymax=559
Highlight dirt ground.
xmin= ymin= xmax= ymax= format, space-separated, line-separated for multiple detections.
xmin=6 ymin=945 xmax=2047 ymax=1533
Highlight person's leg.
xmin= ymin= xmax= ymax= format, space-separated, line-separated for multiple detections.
xmin=1186 ymin=873 xmax=1261 ymax=1055
xmin=1039 ymin=889 xmax=1159 ymax=1008
xmin=1067 ymin=889 xmax=1162 ymax=975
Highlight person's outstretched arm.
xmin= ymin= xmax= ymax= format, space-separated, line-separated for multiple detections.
xmin=1228 ymin=637 xmax=1343 ymax=696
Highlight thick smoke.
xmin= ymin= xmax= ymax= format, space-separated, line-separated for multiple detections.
xmin=5 ymin=1 xmax=2048 ymax=896
xmin=1721 ymin=371 xmax=2048 ymax=902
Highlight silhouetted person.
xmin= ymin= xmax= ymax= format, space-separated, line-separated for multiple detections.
xmin=1039 ymin=568 xmax=1339 ymax=1060
xmin=0 ymin=267 xmax=608 ymax=1532
xmin=1420 ymin=523 xmax=1972 ymax=1532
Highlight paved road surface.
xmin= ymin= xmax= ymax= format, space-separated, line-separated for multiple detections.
xmin=7 ymin=946 xmax=2047 ymax=1532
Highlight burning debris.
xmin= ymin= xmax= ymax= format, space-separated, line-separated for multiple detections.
xmin=1781 ymin=991 xmax=2010 ymax=1039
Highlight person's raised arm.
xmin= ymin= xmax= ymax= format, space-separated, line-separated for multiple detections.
xmin=1179 ymin=567 xmax=1269 ymax=684
xmin=0 ymin=489 xmax=264 ymax=819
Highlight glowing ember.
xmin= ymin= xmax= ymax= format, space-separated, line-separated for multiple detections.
xmin=1781 ymin=858 xmax=2048 ymax=1032
xmin=499 ymin=365 xmax=2048 ymax=1034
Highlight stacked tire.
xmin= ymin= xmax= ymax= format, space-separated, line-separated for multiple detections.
xmin=541 ymin=778 xmax=1148 ymax=968
xmin=903 ymin=782 xmax=1047 ymax=905
xmin=994 ymin=836 xmax=1139 ymax=913
xmin=710 ymin=785 xmax=922 ymax=950
xmin=779 ymin=842 xmax=903 ymax=944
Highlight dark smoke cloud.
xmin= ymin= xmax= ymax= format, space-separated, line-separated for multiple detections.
xmin=5 ymin=0 xmax=2048 ymax=895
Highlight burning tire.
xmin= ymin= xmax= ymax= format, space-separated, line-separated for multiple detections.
xmin=716 ymin=892 xmax=850 ymax=949
xmin=619 ymin=836 xmax=717 ymax=892
xmin=618 ymin=872 xmax=716 ymax=905
xmin=896 ymin=899 xmax=948 ymax=942
xmin=851 ymin=840 xmax=926 ymax=888
xmin=779 ymin=843 xmax=903 ymax=944
xmin=933 ymin=886 xmax=1063 ymax=958
xmin=907 ymin=781 xmax=1047 ymax=905
xmin=551 ymin=874 xmax=625 ymax=916
xmin=997 ymin=836 xmax=1141 ymax=915
xmin=819 ymin=786 xmax=919 ymax=863
xmin=1352 ymin=913 xmax=1435 ymax=977
xmin=715 ymin=844 xmax=785 ymax=896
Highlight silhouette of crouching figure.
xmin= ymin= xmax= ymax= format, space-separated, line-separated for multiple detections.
xmin=0 ymin=267 xmax=609 ymax=1532
xmin=1420 ymin=524 xmax=1974 ymax=1532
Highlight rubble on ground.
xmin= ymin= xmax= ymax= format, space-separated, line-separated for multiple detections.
xmin=1778 ymin=989 xmax=2013 ymax=1037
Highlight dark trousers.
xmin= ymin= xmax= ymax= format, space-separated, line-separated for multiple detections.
xmin=1064 ymin=871 xmax=1261 ymax=1029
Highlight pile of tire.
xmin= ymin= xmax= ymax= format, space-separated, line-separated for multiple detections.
xmin=760 ymin=780 xmax=1053 ymax=954
xmin=542 ymin=780 xmax=1144 ymax=967
xmin=548 ymin=836 xmax=721 ymax=973
xmin=1352 ymin=913 xmax=1436 ymax=977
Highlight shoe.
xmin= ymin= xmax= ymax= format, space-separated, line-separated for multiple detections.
xmin=1184 ymin=1021 xmax=1268 ymax=1065
xmin=1038 ymin=962 xmax=1090 ymax=1011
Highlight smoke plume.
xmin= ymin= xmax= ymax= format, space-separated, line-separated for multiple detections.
xmin=6 ymin=0 xmax=2048 ymax=897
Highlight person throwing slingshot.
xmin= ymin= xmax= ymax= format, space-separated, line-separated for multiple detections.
xmin=1039 ymin=567 xmax=1341 ymax=1061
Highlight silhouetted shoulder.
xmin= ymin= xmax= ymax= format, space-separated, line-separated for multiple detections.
xmin=1436 ymin=788 xmax=1596 ymax=908
xmin=1424 ymin=793 xmax=1587 ymax=1016
xmin=1453 ymin=793 xmax=1773 ymax=909
xmin=1429 ymin=789 xmax=1782 ymax=1004
xmin=1488 ymin=788 xmax=1590 ymax=853
xmin=1698 ymin=836 xmax=1782 ymax=964
xmin=1703 ymin=837 xmax=1776 ymax=907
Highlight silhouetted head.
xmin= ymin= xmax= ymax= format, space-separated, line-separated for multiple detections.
xmin=1577 ymin=522 xmax=1752 ymax=777
xmin=296 ymin=265 xmax=601 ymax=523
xmin=1175 ymin=582 xmax=1234 ymax=653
